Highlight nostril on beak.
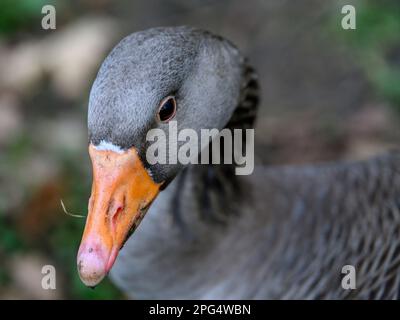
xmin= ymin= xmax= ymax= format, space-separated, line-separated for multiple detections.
xmin=109 ymin=195 xmax=125 ymax=233
xmin=111 ymin=206 xmax=123 ymax=233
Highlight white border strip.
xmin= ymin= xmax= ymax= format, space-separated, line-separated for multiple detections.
xmin=94 ymin=140 xmax=124 ymax=154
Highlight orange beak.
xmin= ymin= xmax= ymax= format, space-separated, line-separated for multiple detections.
xmin=77 ymin=144 xmax=161 ymax=287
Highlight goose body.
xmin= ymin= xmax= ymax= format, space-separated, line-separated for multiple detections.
xmin=78 ymin=26 xmax=400 ymax=299
xmin=111 ymin=154 xmax=400 ymax=299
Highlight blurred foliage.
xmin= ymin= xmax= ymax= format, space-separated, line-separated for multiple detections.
xmin=0 ymin=0 xmax=51 ymax=35
xmin=0 ymin=213 xmax=26 ymax=288
xmin=0 ymin=0 xmax=124 ymax=297
xmin=0 ymin=148 xmax=123 ymax=298
xmin=0 ymin=217 xmax=25 ymax=254
xmin=336 ymin=0 xmax=400 ymax=109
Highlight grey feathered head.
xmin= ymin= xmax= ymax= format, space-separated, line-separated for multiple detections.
xmin=88 ymin=26 xmax=244 ymax=182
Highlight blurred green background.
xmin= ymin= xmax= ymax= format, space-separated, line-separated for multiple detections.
xmin=0 ymin=0 xmax=399 ymax=299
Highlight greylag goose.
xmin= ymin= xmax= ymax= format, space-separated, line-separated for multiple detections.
xmin=77 ymin=26 xmax=400 ymax=299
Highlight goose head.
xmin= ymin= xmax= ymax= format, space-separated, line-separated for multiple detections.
xmin=77 ymin=27 xmax=245 ymax=287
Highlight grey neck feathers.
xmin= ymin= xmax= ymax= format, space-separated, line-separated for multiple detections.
xmin=171 ymin=61 xmax=260 ymax=227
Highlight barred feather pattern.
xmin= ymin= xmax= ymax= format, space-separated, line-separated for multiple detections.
xmin=111 ymin=151 xmax=400 ymax=299
xmin=248 ymin=152 xmax=400 ymax=299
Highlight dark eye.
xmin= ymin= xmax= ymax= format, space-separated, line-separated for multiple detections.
xmin=157 ymin=96 xmax=176 ymax=122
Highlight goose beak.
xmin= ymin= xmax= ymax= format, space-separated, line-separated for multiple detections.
xmin=77 ymin=144 xmax=161 ymax=287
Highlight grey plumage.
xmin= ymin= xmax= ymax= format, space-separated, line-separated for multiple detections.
xmin=111 ymin=154 xmax=400 ymax=299
xmin=88 ymin=26 xmax=244 ymax=182
xmin=87 ymin=26 xmax=400 ymax=299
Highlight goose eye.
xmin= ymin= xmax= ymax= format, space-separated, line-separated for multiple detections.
xmin=157 ymin=96 xmax=176 ymax=122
